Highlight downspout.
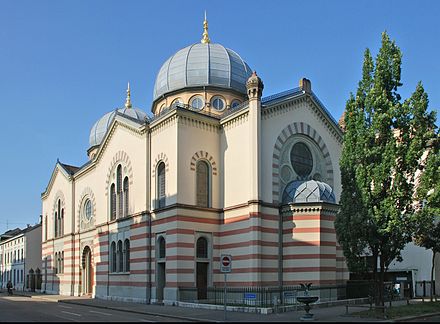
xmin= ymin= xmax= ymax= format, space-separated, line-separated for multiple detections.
xmin=71 ymin=177 xmax=75 ymax=296
xmin=147 ymin=124 xmax=152 ymax=304
xmin=107 ymin=226 xmax=109 ymax=299
xmin=278 ymin=205 xmax=284 ymax=303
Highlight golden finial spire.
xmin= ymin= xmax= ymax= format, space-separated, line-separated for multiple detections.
xmin=125 ymin=82 xmax=132 ymax=109
xmin=201 ymin=11 xmax=211 ymax=44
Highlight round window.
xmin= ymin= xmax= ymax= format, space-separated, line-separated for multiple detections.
xmin=290 ymin=142 xmax=313 ymax=177
xmin=190 ymin=96 xmax=204 ymax=110
xmin=171 ymin=98 xmax=183 ymax=108
xmin=211 ymin=97 xmax=225 ymax=110
xmin=84 ymin=199 xmax=92 ymax=221
xmin=231 ymin=100 xmax=241 ymax=108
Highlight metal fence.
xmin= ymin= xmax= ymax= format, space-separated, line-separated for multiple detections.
xmin=415 ymin=280 xmax=436 ymax=297
xmin=178 ymin=283 xmax=363 ymax=308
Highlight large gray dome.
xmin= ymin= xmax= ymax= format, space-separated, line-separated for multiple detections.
xmin=153 ymin=43 xmax=252 ymax=100
xmin=89 ymin=107 xmax=147 ymax=148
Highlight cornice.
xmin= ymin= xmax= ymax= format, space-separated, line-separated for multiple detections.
xmin=41 ymin=163 xmax=72 ymax=199
xmin=74 ymin=117 xmax=146 ymax=180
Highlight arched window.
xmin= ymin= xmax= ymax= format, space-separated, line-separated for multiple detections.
xmin=110 ymin=184 xmax=116 ymax=220
xmin=117 ymin=240 xmax=123 ymax=272
xmin=196 ymin=161 xmax=210 ymax=207
xmin=124 ymin=239 xmax=130 ymax=272
xmin=123 ymin=177 xmax=129 ymax=217
xmin=54 ymin=212 xmax=58 ymax=238
xmin=158 ymin=236 xmax=166 ymax=259
xmin=117 ymin=165 xmax=123 ymax=217
xmin=196 ymin=237 xmax=208 ymax=259
xmin=157 ymin=162 xmax=166 ymax=208
xmin=61 ymin=251 xmax=64 ymax=274
xmin=61 ymin=208 xmax=64 ymax=236
xmin=57 ymin=200 xmax=61 ymax=237
xmin=54 ymin=252 xmax=58 ymax=274
xmin=111 ymin=242 xmax=116 ymax=272
xmin=44 ymin=216 xmax=47 ymax=241
xmin=231 ymin=100 xmax=241 ymax=108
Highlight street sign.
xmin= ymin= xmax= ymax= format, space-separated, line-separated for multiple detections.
xmin=220 ymin=254 xmax=232 ymax=273
xmin=244 ymin=293 xmax=256 ymax=299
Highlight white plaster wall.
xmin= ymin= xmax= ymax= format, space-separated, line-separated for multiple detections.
xmin=150 ymin=115 xmax=178 ymax=208
xmin=221 ymin=112 xmax=250 ymax=207
xmin=25 ymin=225 xmax=42 ymax=274
xmin=176 ymin=114 xmax=221 ymax=207
xmin=388 ymin=241 xmax=435 ymax=281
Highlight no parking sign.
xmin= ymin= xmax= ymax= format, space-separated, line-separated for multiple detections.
xmin=220 ymin=254 xmax=232 ymax=273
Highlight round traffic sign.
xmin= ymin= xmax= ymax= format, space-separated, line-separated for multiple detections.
xmin=221 ymin=256 xmax=230 ymax=267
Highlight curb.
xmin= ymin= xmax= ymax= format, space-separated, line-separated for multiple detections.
xmin=392 ymin=311 xmax=440 ymax=322
xmin=59 ymin=299 xmax=218 ymax=323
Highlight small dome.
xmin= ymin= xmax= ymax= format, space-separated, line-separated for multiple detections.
xmin=282 ymin=180 xmax=336 ymax=204
xmin=89 ymin=107 xmax=147 ymax=148
xmin=153 ymin=43 xmax=252 ymax=101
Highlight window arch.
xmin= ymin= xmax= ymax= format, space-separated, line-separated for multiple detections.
xmin=44 ymin=215 xmax=47 ymax=241
xmin=123 ymin=177 xmax=129 ymax=217
xmin=54 ymin=252 xmax=58 ymax=274
xmin=196 ymin=237 xmax=208 ymax=259
xmin=110 ymin=242 xmax=116 ymax=272
xmin=60 ymin=208 xmax=64 ymax=236
xmin=190 ymin=95 xmax=204 ymax=110
xmin=158 ymin=236 xmax=166 ymax=259
xmin=171 ymin=98 xmax=183 ymax=108
xmin=157 ymin=162 xmax=166 ymax=208
xmin=231 ymin=99 xmax=241 ymax=108
xmin=54 ymin=211 xmax=58 ymax=238
xmin=117 ymin=165 xmax=123 ymax=217
xmin=211 ymin=96 xmax=225 ymax=111
xmin=117 ymin=240 xmax=123 ymax=272
xmin=196 ymin=160 xmax=210 ymax=207
xmin=110 ymin=184 xmax=116 ymax=220
xmin=124 ymin=239 xmax=130 ymax=272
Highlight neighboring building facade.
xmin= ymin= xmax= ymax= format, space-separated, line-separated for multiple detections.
xmin=41 ymin=18 xmax=348 ymax=303
xmin=0 ymin=224 xmax=42 ymax=291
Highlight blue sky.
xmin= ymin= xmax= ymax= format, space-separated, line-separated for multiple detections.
xmin=0 ymin=0 xmax=438 ymax=233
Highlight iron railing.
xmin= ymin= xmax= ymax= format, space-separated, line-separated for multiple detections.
xmin=178 ymin=283 xmax=363 ymax=307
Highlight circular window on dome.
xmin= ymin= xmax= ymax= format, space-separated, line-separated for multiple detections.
xmin=83 ymin=199 xmax=93 ymax=222
xmin=171 ymin=98 xmax=183 ymax=108
xmin=211 ymin=96 xmax=225 ymax=111
xmin=231 ymin=100 xmax=241 ymax=108
xmin=190 ymin=96 xmax=204 ymax=110
xmin=290 ymin=142 xmax=313 ymax=177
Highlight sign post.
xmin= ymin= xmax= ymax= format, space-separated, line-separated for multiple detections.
xmin=220 ymin=254 xmax=232 ymax=321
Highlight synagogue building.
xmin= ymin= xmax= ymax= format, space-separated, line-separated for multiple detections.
xmin=41 ymin=17 xmax=348 ymax=303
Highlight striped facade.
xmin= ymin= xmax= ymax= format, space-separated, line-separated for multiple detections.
xmin=41 ymin=36 xmax=348 ymax=304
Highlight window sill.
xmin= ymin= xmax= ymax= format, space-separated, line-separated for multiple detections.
xmin=109 ymin=272 xmax=130 ymax=275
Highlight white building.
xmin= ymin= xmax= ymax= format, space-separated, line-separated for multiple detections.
xmin=0 ymin=223 xmax=42 ymax=291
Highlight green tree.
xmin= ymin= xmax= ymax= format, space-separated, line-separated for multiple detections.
xmin=414 ymin=135 xmax=440 ymax=302
xmin=335 ymin=32 xmax=437 ymax=306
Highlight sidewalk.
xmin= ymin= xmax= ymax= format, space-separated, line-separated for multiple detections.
xmin=6 ymin=290 xmax=440 ymax=322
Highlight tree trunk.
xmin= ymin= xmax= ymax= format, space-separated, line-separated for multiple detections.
xmin=373 ymin=251 xmax=380 ymax=306
xmin=431 ymin=251 xmax=436 ymax=302
xmin=379 ymin=255 xmax=385 ymax=308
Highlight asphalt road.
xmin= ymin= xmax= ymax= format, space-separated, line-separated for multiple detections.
xmin=0 ymin=294 xmax=189 ymax=322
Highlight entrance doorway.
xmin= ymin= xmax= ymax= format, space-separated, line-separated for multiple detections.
xmin=196 ymin=262 xmax=208 ymax=300
xmin=157 ymin=262 xmax=165 ymax=302
xmin=82 ymin=246 xmax=93 ymax=295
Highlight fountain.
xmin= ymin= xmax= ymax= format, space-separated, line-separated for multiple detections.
xmin=297 ymin=283 xmax=319 ymax=321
